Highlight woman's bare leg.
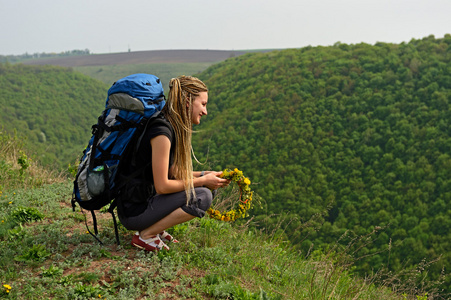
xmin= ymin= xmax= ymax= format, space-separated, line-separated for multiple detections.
xmin=139 ymin=208 xmax=195 ymax=239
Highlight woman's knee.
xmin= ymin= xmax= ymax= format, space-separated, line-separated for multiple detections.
xmin=195 ymin=187 xmax=213 ymax=211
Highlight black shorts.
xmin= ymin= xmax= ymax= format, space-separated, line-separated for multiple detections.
xmin=118 ymin=187 xmax=213 ymax=231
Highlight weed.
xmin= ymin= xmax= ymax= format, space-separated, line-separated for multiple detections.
xmin=99 ymin=248 xmax=112 ymax=258
xmin=14 ymin=244 xmax=51 ymax=263
xmin=40 ymin=264 xmax=64 ymax=278
xmin=7 ymin=224 xmax=26 ymax=240
xmin=1 ymin=283 xmax=12 ymax=295
xmin=58 ymin=274 xmax=75 ymax=286
xmin=17 ymin=150 xmax=30 ymax=175
xmin=67 ymin=160 xmax=79 ymax=178
xmin=10 ymin=206 xmax=44 ymax=224
xmin=70 ymin=283 xmax=105 ymax=299
xmin=76 ymin=272 xmax=102 ymax=284
xmin=205 ymin=274 xmax=279 ymax=300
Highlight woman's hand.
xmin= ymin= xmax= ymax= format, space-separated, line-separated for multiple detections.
xmin=202 ymin=171 xmax=231 ymax=190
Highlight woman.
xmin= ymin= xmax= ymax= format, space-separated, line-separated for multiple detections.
xmin=117 ymin=75 xmax=229 ymax=251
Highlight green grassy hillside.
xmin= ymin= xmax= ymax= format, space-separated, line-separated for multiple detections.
xmin=0 ymin=63 xmax=107 ymax=168
xmin=192 ymin=35 xmax=451 ymax=291
xmin=0 ymin=132 xmax=441 ymax=299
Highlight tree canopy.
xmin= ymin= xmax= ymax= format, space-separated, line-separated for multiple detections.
xmin=0 ymin=63 xmax=107 ymax=167
xmin=193 ymin=35 xmax=451 ymax=291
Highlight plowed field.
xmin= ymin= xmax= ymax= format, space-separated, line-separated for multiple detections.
xmin=22 ymin=49 xmax=247 ymax=67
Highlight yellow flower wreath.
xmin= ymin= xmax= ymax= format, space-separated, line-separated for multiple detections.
xmin=206 ymin=168 xmax=253 ymax=222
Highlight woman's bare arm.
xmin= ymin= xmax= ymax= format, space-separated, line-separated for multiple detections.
xmin=151 ymin=135 xmax=229 ymax=194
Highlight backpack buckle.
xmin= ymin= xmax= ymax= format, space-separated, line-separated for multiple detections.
xmin=91 ymin=124 xmax=99 ymax=135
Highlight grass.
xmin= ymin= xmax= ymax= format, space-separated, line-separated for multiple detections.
xmin=1 ymin=182 xmax=445 ymax=299
xmin=0 ymin=132 xmax=448 ymax=299
xmin=0 ymin=129 xmax=65 ymax=192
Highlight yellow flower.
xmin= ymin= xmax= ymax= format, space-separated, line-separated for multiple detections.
xmin=8 ymin=201 xmax=12 ymax=204
xmin=208 ymin=168 xmax=253 ymax=222
xmin=221 ymin=169 xmax=230 ymax=178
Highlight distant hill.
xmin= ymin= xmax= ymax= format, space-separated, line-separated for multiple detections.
xmin=20 ymin=49 xmax=265 ymax=86
xmin=21 ymin=49 xmax=249 ymax=67
xmin=73 ymin=62 xmax=217 ymax=87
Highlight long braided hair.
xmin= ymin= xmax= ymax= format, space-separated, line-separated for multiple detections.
xmin=162 ymin=76 xmax=208 ymax=202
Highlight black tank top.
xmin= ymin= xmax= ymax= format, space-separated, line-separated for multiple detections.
xmin=117 ymin=113 xmax=175 ymax=217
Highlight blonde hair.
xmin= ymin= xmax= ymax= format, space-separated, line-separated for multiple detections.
xmin=162 ymin=76 xmax=208 ymax=202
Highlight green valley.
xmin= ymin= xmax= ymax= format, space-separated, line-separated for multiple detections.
xmin=193 ymin=35 xmax=451 ymax=292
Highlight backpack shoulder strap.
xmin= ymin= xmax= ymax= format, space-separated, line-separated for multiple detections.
xmin=131 ymin=111 xmax=169 ymax=166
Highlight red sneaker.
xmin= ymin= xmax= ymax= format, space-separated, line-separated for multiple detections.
xmin=159 ymin=231 xmax=179 ymax=244
xmin=131 ymin=233 xmax=169 ymax=252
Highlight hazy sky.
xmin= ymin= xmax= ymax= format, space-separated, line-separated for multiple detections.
xmin=1 ymin=0 xmax=450 ymax=55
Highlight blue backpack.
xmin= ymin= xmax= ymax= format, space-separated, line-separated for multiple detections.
xmin=72 ymin=73 xmax=166 ymax=244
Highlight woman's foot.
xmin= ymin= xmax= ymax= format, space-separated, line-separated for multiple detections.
xmin=159 ymin=231 xmax=179 ymax=244
xmin=131 ymin=233 xmax=169 ymax=252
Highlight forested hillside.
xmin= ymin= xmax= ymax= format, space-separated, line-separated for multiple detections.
xmin=193 ymin=35 xmax=451 ymax=291
xmin=0 ymin=63 xmax=107 ymax=167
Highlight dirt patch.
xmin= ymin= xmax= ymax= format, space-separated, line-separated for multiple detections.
xmin=22 ymin=50 xmax=248 ymax=67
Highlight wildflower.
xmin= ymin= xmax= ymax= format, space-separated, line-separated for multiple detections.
xmin=3 ymin=284 xmax=12 ymax=293
xmin=208 ymin=168 xmax=254 ymax=222
xmin=220 ymin=169 xmax=230 ymax=178
xmin=8 ymin=201 xmax=12 ymax=204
